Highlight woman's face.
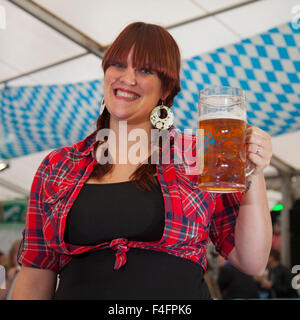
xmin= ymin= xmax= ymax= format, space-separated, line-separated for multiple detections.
xmin=103 ymin=48 xmax=165 ymax=126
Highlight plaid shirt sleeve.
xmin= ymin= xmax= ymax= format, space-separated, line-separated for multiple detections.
xmin=209 ymin=192 xmax=243 ymax=259
xmin=17 ymin=154 xmax=60 ymax=273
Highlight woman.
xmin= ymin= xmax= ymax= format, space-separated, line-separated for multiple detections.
xmin=12 ymin=22 xmax=272 ymax=300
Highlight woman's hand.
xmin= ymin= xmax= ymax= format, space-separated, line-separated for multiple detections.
xmin=246 ymin=125 xmax=272 ymax=176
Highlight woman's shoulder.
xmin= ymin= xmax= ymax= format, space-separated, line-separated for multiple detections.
xmin=54 ymin=131 xmax=96 ymax=162
xmin=38 ymin=147 xmax=71 ymax=173
xmin=39 ymin=129 xmax=98 ymax=171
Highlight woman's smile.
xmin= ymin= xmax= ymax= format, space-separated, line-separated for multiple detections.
xmin=114 ymin=88 xmax=141 ymax=101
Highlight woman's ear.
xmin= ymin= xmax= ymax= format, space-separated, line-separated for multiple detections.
xmin=161 ymin=90 xmax=171 ymax=104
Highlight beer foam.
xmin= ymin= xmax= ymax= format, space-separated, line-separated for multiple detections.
xmin=199 ymin=113 xmax=245 ymax=121
xmin=199 ymin=94 xmax=247 ymax=121
xmin=199 ymin=94 xmax=245 ymax=106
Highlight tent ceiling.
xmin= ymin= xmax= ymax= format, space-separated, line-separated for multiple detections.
xmin=1 ymin=0 xmax=298 ymax=84
xmin=0 ymin=0 xmax=299 ymax=202
xmin=2 ymin=0 xmax=299 ymax=84
xmin=0 ymin=0 xmax=86 ymax=82
xmin=32 ymin=0 xmax=208 ymax=46
xmin=5 ymin=53 xmax=103 ymax=86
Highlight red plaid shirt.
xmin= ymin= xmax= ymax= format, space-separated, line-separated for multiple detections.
xmin=18 ymin=127 xmax=242 ymax=274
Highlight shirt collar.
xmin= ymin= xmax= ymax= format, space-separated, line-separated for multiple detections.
xmin=73 ymin=129 xmax=99 ymax=159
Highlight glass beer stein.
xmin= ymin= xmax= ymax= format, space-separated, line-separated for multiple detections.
xmin=198 ymin=86 xmax=254 ymax=193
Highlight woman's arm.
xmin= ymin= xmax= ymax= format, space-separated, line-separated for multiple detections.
xmin=228 ymin=173 xmax=272 ymax=275
xmin=10 ymin=266 xmax=57 ymax=300
xmin=228 ymin=125 xmax=273 ymax=276
xmin=14 ymin=152 xmax=60 ymax=299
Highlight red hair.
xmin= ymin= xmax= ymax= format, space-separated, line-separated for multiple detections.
xmin=90 ymin=22 xmax=181 ymax=189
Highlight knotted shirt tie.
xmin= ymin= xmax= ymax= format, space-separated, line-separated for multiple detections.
xmin=109 ymin=238 xmax=129 ymax=270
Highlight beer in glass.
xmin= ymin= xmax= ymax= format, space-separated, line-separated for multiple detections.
xmin=198 ymin=86 xmax=253 ymax=193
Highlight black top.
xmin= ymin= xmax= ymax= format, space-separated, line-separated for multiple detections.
xmin=54 ymin=180 xmax=211 ymax=300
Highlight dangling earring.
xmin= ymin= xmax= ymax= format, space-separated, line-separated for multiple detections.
xmin=100 ymin=98 xmax=106 ymax=115
xmin=150 ymin=102 xmax=174 ymax=130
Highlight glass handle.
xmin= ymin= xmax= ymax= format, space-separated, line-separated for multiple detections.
xmin=245 ymin=122 xmax=255 ymax=177
xmin=245 ymin=159 xmax=256 ymax=177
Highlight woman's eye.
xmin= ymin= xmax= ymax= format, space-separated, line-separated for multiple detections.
xmin=139 ymin=68 xmax=153 ymax=75
xmin=112 ymin=63 xmax=125 ymax=69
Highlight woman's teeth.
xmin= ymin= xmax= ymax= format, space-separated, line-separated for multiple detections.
xmin=116 ymin=90 xmax=139 ymax=99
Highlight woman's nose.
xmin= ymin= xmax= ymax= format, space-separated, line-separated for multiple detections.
xmin=120 ymin=67 xmax=137 ymax=86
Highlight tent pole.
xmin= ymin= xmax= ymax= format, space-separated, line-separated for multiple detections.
xmin=280 ymin=172 xmax=293 ymax=267
xmin=8 ymin=0 xmax=105 ymax=58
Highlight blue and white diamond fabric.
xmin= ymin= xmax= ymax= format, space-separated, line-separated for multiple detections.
xmin=0 ymin=22 xmax=299 ymax=159
xmin=0 ymin=81 xmax=104 ymax=158
xmin=174 ymin=22 xmax=300 ymax=135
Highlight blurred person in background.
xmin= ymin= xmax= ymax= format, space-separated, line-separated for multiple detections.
xmin=0 ymin=250 xmax=6 ymax=267
xmin=257 ymin=249 xmax=299 ymax=299
xmin=217 ymin=255 xmax=260 ymax=300
xmin=0 ymin=250 xmax=7 ymax=299
xmin=271 ymin=223 xmax=281 ymax=253
xmin=0 ymin=239 xmax=21 ymax=300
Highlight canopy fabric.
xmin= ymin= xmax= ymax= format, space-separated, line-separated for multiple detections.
xmin=0 ymin=22 xmax=299 ymax=159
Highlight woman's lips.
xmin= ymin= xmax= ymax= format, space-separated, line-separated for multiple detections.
xmin=114 ymin=88 xmax=140 ymax=101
